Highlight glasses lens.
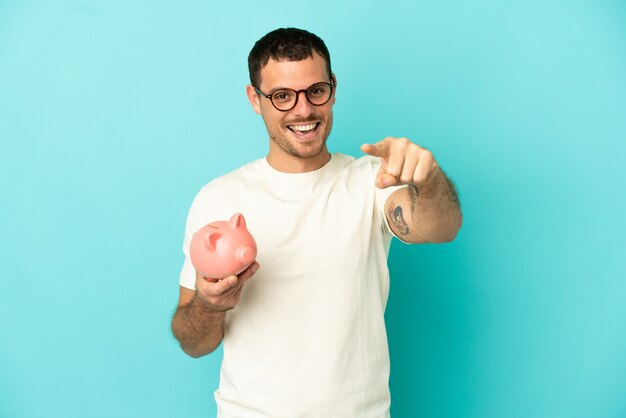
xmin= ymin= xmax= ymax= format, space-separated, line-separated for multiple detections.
xmin=267 ymin=83 xmax=333 ymax=111
xmin=307 ymin=83 xmax=332 ymax=105
xmin=271 ymin=90 xmax=297 ymax=111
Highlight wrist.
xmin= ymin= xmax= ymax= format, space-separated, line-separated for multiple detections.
xmin=191 ymin=293 xmax=227 ymax=318
xmin=411 ymin=170 xmax=444 ymax=199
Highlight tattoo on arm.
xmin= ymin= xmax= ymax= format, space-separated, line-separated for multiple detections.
xmin=388 ymin=201 xmax=410 ymax=235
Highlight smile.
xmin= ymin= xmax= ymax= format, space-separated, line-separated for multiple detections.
xmin=287 ymin=122 xmax=319 ymax=134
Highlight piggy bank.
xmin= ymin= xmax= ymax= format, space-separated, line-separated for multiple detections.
xmin=190 ymin=213 xmax=257 ymax=279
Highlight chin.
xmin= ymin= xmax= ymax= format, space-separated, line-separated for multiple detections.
xmin=268 ymin=118 xmax=333 ymax=159
xmin=287 ymin=141 xmax=327 ymax=159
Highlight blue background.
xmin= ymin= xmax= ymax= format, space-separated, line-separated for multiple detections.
xmin=1 ymin=1 xmax=625 ymax=417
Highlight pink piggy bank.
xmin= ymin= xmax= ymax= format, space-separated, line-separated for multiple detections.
xmin=190 ymin=213 xmax=257 ymax=280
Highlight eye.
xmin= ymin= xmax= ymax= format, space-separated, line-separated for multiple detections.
xmin=272 ymin=90 xmax=293 ymax=103
xmin=308 ymin=84 xmax=329 ymax=98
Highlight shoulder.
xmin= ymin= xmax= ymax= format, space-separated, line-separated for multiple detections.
xmin=188 ymin=158 xmax=263 ymax=209
xmin=331 ymin=153 xmax=381 ymax=177
xmin=197 ymin=158 xmax=263 ymax=193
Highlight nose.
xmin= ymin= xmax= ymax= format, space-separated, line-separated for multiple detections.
xmin=291 ymin=90 xmax=313 ymax=118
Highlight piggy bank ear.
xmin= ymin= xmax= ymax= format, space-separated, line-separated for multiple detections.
xmin=228 ymin=213 xmax=247 ymax=230
xmin=204 ymin=232 xmax=222 ymax=251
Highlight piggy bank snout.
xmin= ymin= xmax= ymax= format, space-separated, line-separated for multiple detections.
xmin=236 ymin=246 xmax=256 ymax=265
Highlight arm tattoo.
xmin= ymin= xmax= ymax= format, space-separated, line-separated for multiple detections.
xmin=388 ymin=201 xmax=410 ymax=235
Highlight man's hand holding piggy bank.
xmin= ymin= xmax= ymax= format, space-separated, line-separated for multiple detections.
xmin=190 ymin=213 xmax=259 ymax=312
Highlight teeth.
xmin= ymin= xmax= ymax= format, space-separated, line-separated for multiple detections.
xmin=289 ymin=123 xmax=317 ymax=131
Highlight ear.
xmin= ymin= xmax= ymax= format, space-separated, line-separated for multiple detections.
xmin=330 ymin=73 xmax=337 ymax=106
xmin=204 ymin=232 xmax=221 ymax=251
xmin=228 ymin=213 xmax=247 ymax=229
xmin=246 ymin=84 xmax=262 ymax=114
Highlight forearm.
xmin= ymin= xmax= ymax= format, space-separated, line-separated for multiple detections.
xmin=171 ymin=294 xmax=225 ymax=358
xmin=389 ymin=170 xmax=462 ymax=243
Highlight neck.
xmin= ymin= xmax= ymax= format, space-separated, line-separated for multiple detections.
xmin=266 ymin=147 xmax=331 ymax=173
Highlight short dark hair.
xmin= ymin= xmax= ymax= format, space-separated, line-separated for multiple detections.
xmin=248 ymin=28 xmax=332 ymax=89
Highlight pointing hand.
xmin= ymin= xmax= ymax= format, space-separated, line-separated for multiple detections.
xmin=361 ymin=137 xmax=440 ymax=189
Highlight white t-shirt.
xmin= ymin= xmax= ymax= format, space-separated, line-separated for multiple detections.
xmin=179 ymin=153 xmax=402 ymax=417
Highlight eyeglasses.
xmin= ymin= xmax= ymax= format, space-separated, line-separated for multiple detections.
xmin=254 ymin=81 xmax=335 ymax=112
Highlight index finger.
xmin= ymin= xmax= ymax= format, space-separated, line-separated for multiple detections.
xmin=361 ymin=140 xmax=389 ymax=158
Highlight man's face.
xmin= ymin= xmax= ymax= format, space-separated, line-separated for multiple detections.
xmin=247 ymin=53 xmax=335 ymax=165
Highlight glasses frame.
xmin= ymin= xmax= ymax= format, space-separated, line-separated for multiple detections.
xmin=254 ymin=81 xmax=336 ymax=112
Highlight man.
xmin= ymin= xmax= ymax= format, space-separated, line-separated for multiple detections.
xmin=172 ymin=28 xmax=462 ymax=417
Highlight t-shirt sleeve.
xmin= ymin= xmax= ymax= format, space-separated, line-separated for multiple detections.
xmin=370 ymin=159 xmax=411 ymax=244
xmin=179 ymin=187 xmax=212 ymax=290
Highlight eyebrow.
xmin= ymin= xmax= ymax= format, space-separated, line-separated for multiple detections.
xmin=267 ymin=81 xmax=329 ymax=95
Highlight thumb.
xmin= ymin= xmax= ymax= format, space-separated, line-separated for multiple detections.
xmin=373 ymin=158 xmax=398 ymax=189
xmin=375 ymin=171 xmax=399 ymax=189
xmin=361 ymin=141 xmax=389 ymax=158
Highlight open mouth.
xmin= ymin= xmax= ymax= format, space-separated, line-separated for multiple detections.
xmin=287 ymin=122 xmax=320 ymax=139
